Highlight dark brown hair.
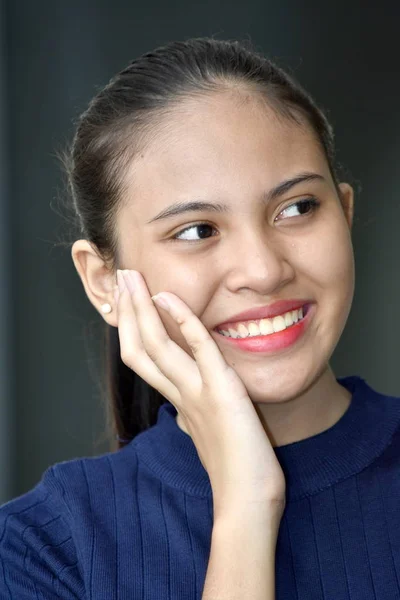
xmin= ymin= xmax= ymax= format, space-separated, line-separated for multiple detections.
xmin=61 ymin=36 xmax=343 ymax=451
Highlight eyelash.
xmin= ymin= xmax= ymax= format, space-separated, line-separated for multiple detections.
xmin=170 ymin=197 xmax=321 ymax=243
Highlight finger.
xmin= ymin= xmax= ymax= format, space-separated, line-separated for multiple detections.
xmin=126 ymin=270 xmax=236 ymax=397
xmin=152 ymin=291 xmax=239 ymax=394
xmin=122 ymin=270 xmax=202 ymax=396
xmin=115 ymin=270 xmax=180 ymax=405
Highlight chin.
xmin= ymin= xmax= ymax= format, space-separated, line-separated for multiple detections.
xmin=232 ymin=360 xmax=323 ymax=405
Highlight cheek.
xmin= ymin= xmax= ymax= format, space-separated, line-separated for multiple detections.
xmin=144 ymin=264 xmax=208 ymax=356
xmin=301 ymin=220 xmax=355 ymax=340
xmin=156 ymin=306 xmax=203 ymax=360
xmin=298 ymin=219 xmax=354 ymax=288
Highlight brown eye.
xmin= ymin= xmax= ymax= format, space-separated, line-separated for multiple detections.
xmin=172 ymin=223 xmax=217 ymax=242
xmin=276 ymin=198 xmax=320 ymax=220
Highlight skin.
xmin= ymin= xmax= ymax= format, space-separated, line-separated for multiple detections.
xmin=71 ymin=88 xmax=355 ymax=448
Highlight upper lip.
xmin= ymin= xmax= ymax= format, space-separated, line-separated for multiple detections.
xmin=213 ymin=299 xmax=313 ymax=330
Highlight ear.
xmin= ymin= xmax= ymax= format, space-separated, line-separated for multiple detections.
xmin=71 ymin=239 xmax=118 ymax=327
xmin=338 ymin=182 xmax=354 ymax=230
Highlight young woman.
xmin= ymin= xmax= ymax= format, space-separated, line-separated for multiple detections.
xmin=1 ymin=37 xmax=400 ymax=600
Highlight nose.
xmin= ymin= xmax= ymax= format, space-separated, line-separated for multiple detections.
xmin=223 ymin=227 xmax=294 ymax=294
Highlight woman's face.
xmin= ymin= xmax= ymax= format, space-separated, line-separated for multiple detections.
xmin=116 ymin=91 xmax=355 ymax=405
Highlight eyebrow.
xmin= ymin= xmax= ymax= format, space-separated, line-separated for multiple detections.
xmin=145 ymin=171 xmax=326 ymax=224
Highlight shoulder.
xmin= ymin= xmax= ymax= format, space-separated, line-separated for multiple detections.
xmin=0 ymin=445 xmax=139 ymax=599
xmin=48 ymin=441 xmax=140 ymax=508
xmin=0 ymin=463 xmax=84 ymax=598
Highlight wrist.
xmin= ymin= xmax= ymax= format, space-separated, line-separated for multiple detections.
xmin=213 ymin=497 xmax=285 ymax=530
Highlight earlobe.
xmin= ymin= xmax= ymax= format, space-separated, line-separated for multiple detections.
xmin=338 ymin=182 xmax=354 ymax=230
xmin=71 ymin=239 xmax=118 ymax=326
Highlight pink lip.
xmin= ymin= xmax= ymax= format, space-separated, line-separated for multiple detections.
xmin=213 ymin=299 xmax=314 ymax=330
xmin=213 ymin=303 xmax=314 ymax=354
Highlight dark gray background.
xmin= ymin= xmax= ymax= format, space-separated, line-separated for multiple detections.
xmin=1 ymin=0 xmax=399 ymax=502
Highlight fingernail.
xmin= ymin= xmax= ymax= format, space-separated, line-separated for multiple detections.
xmin=117 ymin=270 xmax=126 ymax=292
xmin=125 ymin=270 xmax=140 ymax=294
xmin=151 ymin=294 xmax=171 ymax=312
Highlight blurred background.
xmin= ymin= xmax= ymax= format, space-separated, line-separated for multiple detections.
xmin=1 ymin=1 xmax=399 ymax=503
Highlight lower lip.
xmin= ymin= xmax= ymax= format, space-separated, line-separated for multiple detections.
xmin=214 ymin=304 xmax=314 ymax=354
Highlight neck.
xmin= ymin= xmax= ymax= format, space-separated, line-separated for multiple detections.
xmin=175 ymin=365 xmax=352 ymax=448
xmin=254 ymin=366 xmax=352 ymax=447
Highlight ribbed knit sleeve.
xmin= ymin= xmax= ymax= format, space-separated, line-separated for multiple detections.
xmin=0 ymin=466 xmax=85 ymax=599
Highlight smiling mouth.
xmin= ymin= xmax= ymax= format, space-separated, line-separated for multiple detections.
xmin=214 ymin=304 xmax=310 ymax=339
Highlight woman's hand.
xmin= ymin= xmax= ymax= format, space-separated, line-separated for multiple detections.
xmin=114 ymin=269 xmax=286 ymax=518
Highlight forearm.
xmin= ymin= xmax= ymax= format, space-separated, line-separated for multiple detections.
xmin=201 ymin=504 xmax=282 ymax=600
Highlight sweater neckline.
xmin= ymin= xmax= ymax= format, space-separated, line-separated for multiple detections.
xmin=131 ymin=376 xmax=400 ymax=501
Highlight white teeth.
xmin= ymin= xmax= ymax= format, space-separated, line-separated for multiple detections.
xmin=259 ymin=318 xmax=274 ymax=335
xmin=217 ymin=307 xmax=306 ymax=339
xmin=237 ymin=323 xmax=249 ymax=337
xmin=228 ymin=328 xmax=240 ymax=338
xmin=248 ymin=322 xmax=260 ymax=336
xmin=272 ymin=315 xmax=286 ymax=333
xmin=284 ymin=312 xmax=294 ymax=327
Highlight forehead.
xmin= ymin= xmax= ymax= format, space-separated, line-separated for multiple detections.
xmin=123 ymin=91 xmax=329 ymax=213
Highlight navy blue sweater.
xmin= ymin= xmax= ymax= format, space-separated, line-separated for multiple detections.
xmin=1 ymin=375 xmax=400 ymax=599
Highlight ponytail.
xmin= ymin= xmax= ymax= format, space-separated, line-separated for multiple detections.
xmin=105 ymin=324 xmax=166 ymax=450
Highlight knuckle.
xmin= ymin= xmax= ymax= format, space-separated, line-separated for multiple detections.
xmin=146 ymin=345 xmax=161 ymax=364
xmin=186 ymin=331 xmax=212 ymax=355
xmin=120 ymin=349 xmax=133 ymax=368
xmin=145 ymin=333 xmax=170 ymax=363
